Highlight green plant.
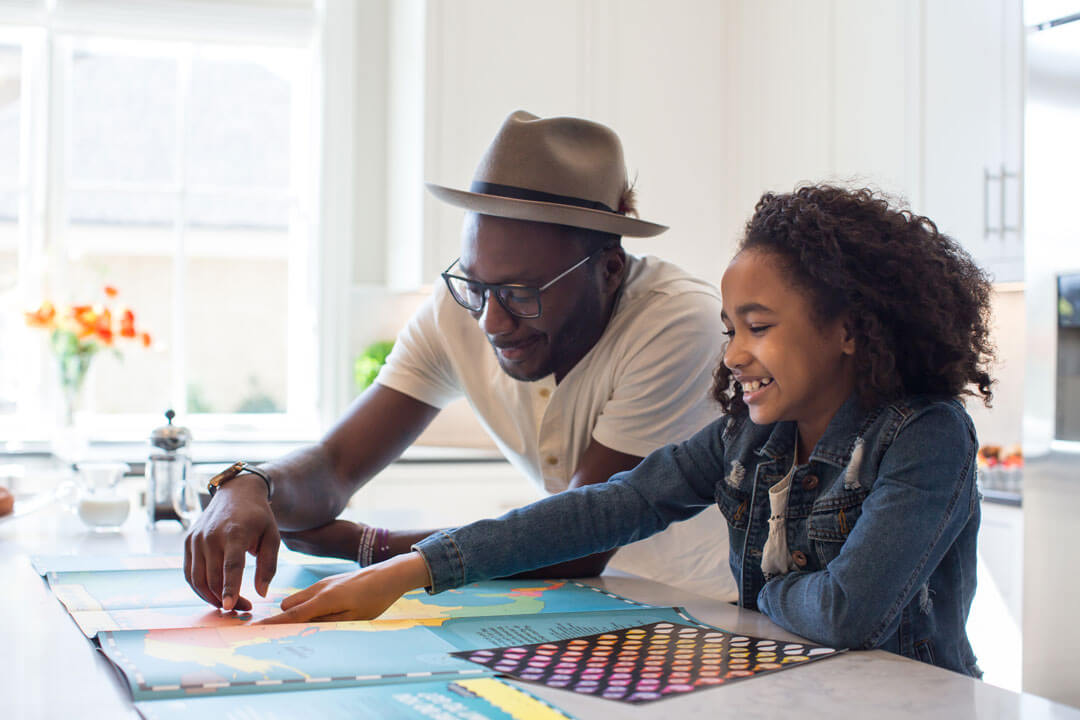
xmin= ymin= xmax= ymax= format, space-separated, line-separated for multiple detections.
xmin=354 ymin=340 xmax=394 ymax=391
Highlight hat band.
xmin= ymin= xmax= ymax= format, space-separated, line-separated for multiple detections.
xmin=470 ymin=181 xmax=619 ymax=215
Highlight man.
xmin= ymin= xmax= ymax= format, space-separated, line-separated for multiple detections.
xmin=184 ymin=111 xmax=735 ymax=613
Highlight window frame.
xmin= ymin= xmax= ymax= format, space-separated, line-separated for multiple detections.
xmin=0 ymin=1 xmax=338 ymax=445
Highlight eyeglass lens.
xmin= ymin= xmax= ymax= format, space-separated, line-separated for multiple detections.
xmin=446 ymin=276 xmax=541 ymax=318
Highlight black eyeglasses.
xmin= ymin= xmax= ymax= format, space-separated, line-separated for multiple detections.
xmin=441 ymin=250 xmax=602 ymax=319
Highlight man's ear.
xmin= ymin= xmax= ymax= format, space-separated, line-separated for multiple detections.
xmin=601 ymin=247 xmax=627 ymax=296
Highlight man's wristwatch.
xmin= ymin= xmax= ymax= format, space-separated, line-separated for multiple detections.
xmin=206 ymin=461 xmax=273 ymax=501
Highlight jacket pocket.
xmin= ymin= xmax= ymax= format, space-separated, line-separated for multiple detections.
xmin=807 ymin=489 xmax=869 ymax=565
xmin=913 ymin=638 xmax=937 ymax=666
xmin=715 ymin=481 xmax=751 ymax=531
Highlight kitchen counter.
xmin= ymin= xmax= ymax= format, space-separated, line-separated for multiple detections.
xmin=3 ymin=495 xmax=1079 ymax=719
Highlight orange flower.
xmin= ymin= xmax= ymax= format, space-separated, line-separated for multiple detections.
xmin=119 ymin=308 xmax=136 ymax=338
xmin=71 ymin=305 xmax=97 ymax=339
xmin=25 ymin=301 xmax=56 ymax=328
xmin=26 ymin=291 xmax=152 ymax=361
xmin=93 ymin=308 xmax=114 ymax=345
xmin=104 ymin=285 xmax=118 ymax=298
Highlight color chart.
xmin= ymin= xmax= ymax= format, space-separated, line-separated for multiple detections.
xmin=452 ymin=621 xmax=843 ymax=704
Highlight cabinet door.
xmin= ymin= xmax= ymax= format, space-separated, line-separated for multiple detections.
xmin=923 ymin=0 xmax=1023 ymax=283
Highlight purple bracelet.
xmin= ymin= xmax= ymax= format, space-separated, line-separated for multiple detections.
xmin=357 ymin=526 xmax=393 ymax=566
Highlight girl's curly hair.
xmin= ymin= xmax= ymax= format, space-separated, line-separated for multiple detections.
xmin=713 ymin=185 xmax=995 ymax=415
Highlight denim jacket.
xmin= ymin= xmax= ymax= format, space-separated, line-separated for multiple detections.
xmin=415 ymin=393 xmax=981 ymax=676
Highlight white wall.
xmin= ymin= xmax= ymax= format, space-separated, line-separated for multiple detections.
xmin=968 ymin=286 xmax=1026 ymax=449
xmin=340 ymin=0 xmax=1023 ymax=451
xmin=419 ymin=0 xmax=921 ymax=291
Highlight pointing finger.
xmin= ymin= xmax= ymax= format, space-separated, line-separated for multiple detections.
xmin=254 ymin=525 xmax=280 ymax=598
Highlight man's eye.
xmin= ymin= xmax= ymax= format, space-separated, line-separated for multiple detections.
xmin=462 ymin=283 xmax=485 ymax=300
xmin=501 ymin=287 xmax=534 ymax=304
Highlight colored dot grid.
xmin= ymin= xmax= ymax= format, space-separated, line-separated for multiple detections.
xmin=452 ymin=621 xmax=841 ymax=704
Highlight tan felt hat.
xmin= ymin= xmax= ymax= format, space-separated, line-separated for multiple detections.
xmin=426 ymin=110 xmax=668 ymax=238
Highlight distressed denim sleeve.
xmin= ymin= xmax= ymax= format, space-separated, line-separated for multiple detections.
xmin=413 ymin=418 xmax=726 ymax=594
xmin=756 ymin=402 xmax=978 ymax=649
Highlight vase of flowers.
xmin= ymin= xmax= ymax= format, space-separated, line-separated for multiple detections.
xmin=25 ymin=285 xmax=153 ymax=455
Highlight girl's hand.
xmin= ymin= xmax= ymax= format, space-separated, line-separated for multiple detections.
xmin=254 ymin=551 xmax=430 ymax=624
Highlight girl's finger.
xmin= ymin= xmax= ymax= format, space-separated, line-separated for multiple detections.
xmin=255 ymin=594 xmax=331 ymax=625
xmin=279 ymin=579 xmax=326 ymax=610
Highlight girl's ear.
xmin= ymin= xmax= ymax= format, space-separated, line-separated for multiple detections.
xmin=841 ymin=318 xmax=856 ymax=356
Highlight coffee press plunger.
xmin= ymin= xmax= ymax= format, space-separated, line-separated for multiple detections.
xmin=146 ymin=409 xmax=192 ymax=527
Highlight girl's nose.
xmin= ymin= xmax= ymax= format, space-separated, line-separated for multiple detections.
xmin=723 ymin=335 xmax=748 ymax=369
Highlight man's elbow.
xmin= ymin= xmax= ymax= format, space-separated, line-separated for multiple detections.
xmin=572 ymin=550 xmax=616 ymax=577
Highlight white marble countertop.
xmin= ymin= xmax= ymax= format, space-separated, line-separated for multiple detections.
xmin=2 ymin=482 xmax=1078 ymax=720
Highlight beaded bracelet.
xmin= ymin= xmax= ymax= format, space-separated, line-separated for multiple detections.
xmin=357 ymin=526 xmax=392 ymax=566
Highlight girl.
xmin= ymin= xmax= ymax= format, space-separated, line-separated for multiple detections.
xmin=260 ymin=185 xmax=993 ymax=677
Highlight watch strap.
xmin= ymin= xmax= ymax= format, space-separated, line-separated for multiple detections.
xmin=207 ymin=461 xmax=273 ymax=501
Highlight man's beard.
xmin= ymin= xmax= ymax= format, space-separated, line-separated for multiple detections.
xmin=494 ymin=282 xmax=608 ymax=383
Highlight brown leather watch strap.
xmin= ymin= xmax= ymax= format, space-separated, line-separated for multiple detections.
xmin=206 ymin=461 xmax=273 ymax=501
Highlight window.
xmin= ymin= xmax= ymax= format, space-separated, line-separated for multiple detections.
xmin=1 ymin=2 xmax=321 ymax=442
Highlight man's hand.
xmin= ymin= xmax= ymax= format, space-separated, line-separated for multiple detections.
xmin=255 ymin=552 xmax=430 ymax=624
xmin=280 ymin=520 xmax=364 ymax=562
xmin=184 ymin=473 xmax=280 ymax=612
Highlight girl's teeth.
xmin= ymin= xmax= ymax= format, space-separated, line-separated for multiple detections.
xmin=743 ymin=378 xmax=772 ymax=392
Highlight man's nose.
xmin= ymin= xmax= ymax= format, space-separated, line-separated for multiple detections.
xmin=478 ymin=292 xmax=517 ymax=335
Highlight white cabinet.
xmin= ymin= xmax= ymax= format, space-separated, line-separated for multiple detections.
xmin=416 ymin=0 xmax=929 ymax=289
xmin=391 ymin=1 xmax=1024 ymax=287
xmin=922 ymin=0 xmax=1024 ymax=283
xmin=969 ymin=499 xmax=1024 ymax=690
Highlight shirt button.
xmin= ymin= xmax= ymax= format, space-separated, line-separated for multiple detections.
xmin=546 ymin=456 xmax=558 ymax=466
xmin=538 ymin=388 xmax=551 ymax=399
xmin=802 ymin=475 xmax=819 ymax=491
xmin=791 ymin=550 xmax=808 ymax=568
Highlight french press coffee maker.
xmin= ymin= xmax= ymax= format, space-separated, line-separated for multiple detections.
xmin=146 ymin=409 xmax=191 ymax=527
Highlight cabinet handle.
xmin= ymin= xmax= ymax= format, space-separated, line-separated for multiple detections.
xmin=984 ymin=168 xmax=998 ymax=238
xmin=984 ymin=165 xmax=1020 ymax=238
xmin=1001 ymin=164 xmax=1020 ymax=234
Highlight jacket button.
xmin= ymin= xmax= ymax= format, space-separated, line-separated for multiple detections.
xmin=538 ymin=388 xmax=551 ymax=399
xmin=546 ymin=456 xmax=558 ymax=466
xmin=802 ymin=475 xmax=819 ymax=491
xmin=791 ymin=550 xmax=808 ymax=567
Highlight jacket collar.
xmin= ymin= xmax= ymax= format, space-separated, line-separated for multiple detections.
xmin=754 ymin=393 xmax=872 ymax=468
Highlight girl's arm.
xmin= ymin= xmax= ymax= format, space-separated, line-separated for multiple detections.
xmin=756 ymin=402 xmax=978 ymax=649
xmin=258 ymin=420 xmax=726 ymax=623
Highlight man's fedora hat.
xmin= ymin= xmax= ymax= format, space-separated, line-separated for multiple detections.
xmin=426 ymin=110 xmax=668 ymax=238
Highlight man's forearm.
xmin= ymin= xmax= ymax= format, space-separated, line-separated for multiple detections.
xmin=260 ymin=443 xmax=356 ymax=532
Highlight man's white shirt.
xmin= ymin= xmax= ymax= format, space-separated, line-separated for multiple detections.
xmin=376 ymin=254 xmax=737 ymax=601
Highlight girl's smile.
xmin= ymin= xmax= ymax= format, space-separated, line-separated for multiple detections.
xmin=738 ymin=376 xmax=774 ymax=402
xmin=720 ymin=249 xmax=856 ymax=461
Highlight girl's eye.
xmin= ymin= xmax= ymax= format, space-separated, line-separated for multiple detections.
xmin=748 ymin=324 xmax=772 ymax=334
xmin=721 ymin=329 xmax=735 ymax=338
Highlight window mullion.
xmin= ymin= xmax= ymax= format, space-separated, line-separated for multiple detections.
xmin=171 ymin=44 xmax=192 ymax=418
